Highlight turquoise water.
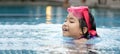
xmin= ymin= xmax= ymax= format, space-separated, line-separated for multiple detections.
xmin=0 ymin=5 xmax=120 ymax=54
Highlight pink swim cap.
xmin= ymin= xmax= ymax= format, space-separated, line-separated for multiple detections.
xmin=67 ymin=6 xmax=88 ymax=19
xmin=67 ymin=6 xmax=97 ymax=36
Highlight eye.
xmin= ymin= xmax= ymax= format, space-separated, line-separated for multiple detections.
xmin=70 ymin=21 xmax=74 ymax=23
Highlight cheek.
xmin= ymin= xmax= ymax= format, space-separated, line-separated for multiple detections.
xmin=69 ymin=24 xmax=81 ymax=35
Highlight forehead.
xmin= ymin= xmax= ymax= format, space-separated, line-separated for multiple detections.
xmin=67 ymin=13 xmax=79 ymax=20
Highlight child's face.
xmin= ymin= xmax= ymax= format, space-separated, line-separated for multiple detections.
xmin=62 ymin=13 xmax=83 ymax=39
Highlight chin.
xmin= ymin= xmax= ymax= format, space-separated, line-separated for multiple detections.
xmin=62 ymin=32 xmax=71 ymax=36
xmin=63 ymin=35 xmax=68 ymax=37
xmin=63 ymin=34 xmax=70 ymax=37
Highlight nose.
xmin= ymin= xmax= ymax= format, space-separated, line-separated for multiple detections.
xmin=62 ymin=22 xmax=68 ymax=27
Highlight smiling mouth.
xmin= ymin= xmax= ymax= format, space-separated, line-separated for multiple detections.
xmin=63 ymin=28 xmax=69 ymax=31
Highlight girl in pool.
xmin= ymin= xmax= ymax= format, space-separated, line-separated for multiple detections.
xmin=62 ymin=6 xmax=99 ymax=54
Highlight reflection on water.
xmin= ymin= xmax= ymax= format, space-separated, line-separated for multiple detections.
xmin=0 ymin=5 xmax=67 ymax=25
xmin=46 ymin=6 xmax=52 ymax=24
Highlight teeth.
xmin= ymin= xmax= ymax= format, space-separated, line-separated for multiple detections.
xmin=63 ymin=28 xmax=68 ymax=31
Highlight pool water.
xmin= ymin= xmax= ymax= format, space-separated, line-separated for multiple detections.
xmin=0 ymin=5 xmax=120 ymax=54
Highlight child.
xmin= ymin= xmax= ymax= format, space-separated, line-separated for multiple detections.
xmin=62 ymin=6 xmax=99 ymax=54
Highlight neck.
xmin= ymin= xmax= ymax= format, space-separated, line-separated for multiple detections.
xmin=74 ymin=35 xmax=87 ymax=40
xmin=74 ymin=37 xmax=88 ymax=44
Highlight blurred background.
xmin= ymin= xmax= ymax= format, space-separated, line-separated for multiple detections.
xmin=0 ymin=0 xmax=120 ymax=54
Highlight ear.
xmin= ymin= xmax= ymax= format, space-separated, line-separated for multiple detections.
xmin=83 ymin=27 xmax=88 ymax=34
